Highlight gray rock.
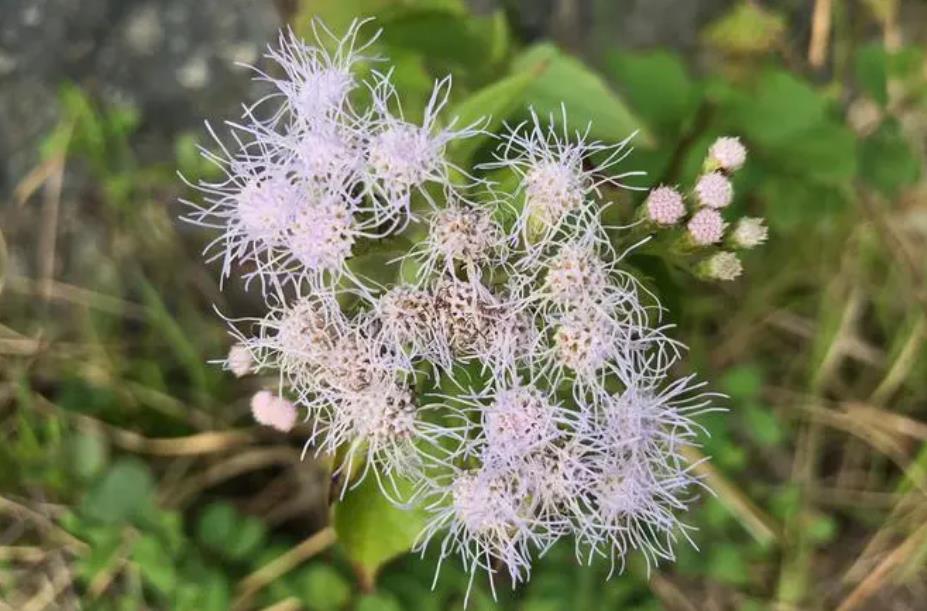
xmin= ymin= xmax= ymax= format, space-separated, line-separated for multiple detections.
xmin=0 ymin=0 xmax=280 ymax=197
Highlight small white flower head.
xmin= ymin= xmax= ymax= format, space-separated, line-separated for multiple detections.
xmin=376 ymin=285 xmax=437 ymax=356
xmin=481 ymin=385 xmax=563 ymax=463
xmin=251 ymin=390 xmax=298 ymax=432
xmin=365 ymin=75 xmax=482 ymax=227
xmin=260 ymin=19 xmax=378 ymax=124
xmin=427 ymin=206 xmax=504 ymax=271
xmin=335 ymin=380 xmax=419 ymax=472
xmin=552 ymin=307 xmax=614 ymax=381
xmin=730 ymin=217 xmax=768 ymax=249
xmin=284 ymin=120 xmax=366 ymax=187
xmin=686 ymin=208 xmax=726 ymax=245
xmin=235 ymin=170 xmax=298 ymax=245
xmin=701 ymin=251 xmax=743 ymax=281
xmin=433 ymin=278 xmax=496 ymax=357
xmin=416 ymin=466 xmax=538 ymax=602
xmin=645 ymin=186 xmax=686 ymax=226
xmin=227 ymin=343 xmax=253 ymax=377
xmin=486 ymin=107 xmax=642 ymax=248
xmin=694 ymin=172 xmax=733 ymax=209
xmin=283 ymin=189 xmax=356 ymax=277
xmin=707 ymin=136 xmax=747 ymax=172
xmin=585 ymin=459 xmax=685 ymax=570
xmin=544 ymin=241 xmax=610 ymax=308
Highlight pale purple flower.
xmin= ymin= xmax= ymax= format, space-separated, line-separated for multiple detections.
xmin=251 ymin=390 xmax=298 ymax=432
xmin=694 ymin=172 xmax=733 ymax=209
xmin=687 ymin=208 xmax=726 ymax=245
xmin=227 ymin=343 xmax=253 ymax=378
xmin=645 ymin=186 xmax=686 ymax=226
xmin=707 ymin=136 xmax=747 ymax=172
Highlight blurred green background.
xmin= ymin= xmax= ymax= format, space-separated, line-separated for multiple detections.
xmin=2 ymin=0 xmax=927 ymax=609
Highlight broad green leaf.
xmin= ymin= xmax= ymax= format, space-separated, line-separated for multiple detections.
xmin=447 ymin=63 xmax=548 ymax=164
xmin=759 ymin=175 xmax=849 ymax=231
xmin=765 ymin=121 xmax=858 ymax=185
xmin=378 ymin=8 xmax=488 ymax=70
xmin=80 ymin=458 xmax=155 ymax=524
xmin=855 ymin=43 xmax=888 ymax=106
xmin=510 ymin=43 xmax=653 ymax=147
xmin=702 ymin=3 xmax=786 ymax=55
xmin=334 ymin=474 xmax=428 ymax=584
xmin=297 ymin=0 xmax=467 ymax=35
xmin=858 ymin=119 xmax=921 ymax=196
xmin=606 ymin=50 xmax=699 ymax=135
xmin=295 ymin=564 xmax=351 ymax=610
xmin=726 ymin=70 xmax=827 ymax=147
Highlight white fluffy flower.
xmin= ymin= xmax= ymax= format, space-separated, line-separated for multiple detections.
xmin=730 ymin=217 xmax=768 ymax=249
xmin=694 ymin=172 xmax=733 ymax=209
xmin=701 ymin=251 xmax=743 ymax=281
xmin=707 ymin=136 xmax=747 ymax=172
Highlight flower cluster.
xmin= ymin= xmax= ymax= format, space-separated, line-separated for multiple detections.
xmin=641 ymin=136 xmax=767 ymax=281
xmin=184 ymin=19 xmax=736 ymax=601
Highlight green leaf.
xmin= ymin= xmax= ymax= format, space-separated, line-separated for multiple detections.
xmin=727 ymin=70 xmax=827 ymax=147
xmin=131 ymin=534 xmax=177 ymax=595
xmin=80 ymin=458 xmax=155 ymax=524
xmin=67 ymin=431 xmax=109 ymax=480
xmin=447 ymin=64 xmax=547 ymax=164
xmin=855 ymin=43 xmax=888 ymax=106
xmin=510 ymin=43 xmax=653 ymax=147
xmin=707 ymin=545 xmax=749 ymax=585
xmin=225 ymin=516 xmax=267 ymax=561
xmin=334 ymin=475 xmax=428 ymax=584
xmin=743 ymin=403 xmax=785 ymax=447
xmin=759 ymin=176 xmax=849 ymax=231
xmin=295 ymin=564 xmax=351 ymax=611
xmin=766 ymin=122 xmax=858 ymax=185
xmin=379 ymin=8 xmax=487 ymax=70
xmin=606 ymin=50 xmax=699 ymax=135
xmin=858 ymin=119 xmax=921 ymax=196
xmin=702 ymin=3 xmax=786 ymax=55
xmin=720 ymin=364 xmax=764 ymax=400
xmin=357 ymin=593 xmax=404 ymax=611
xmin=297 ymin=0 xmax=467 ymax=38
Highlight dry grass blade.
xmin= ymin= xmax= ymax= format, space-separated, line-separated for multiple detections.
xmin=836 ymin=517 xmax=927 ymax=611
xmin=681 ymin=446 xmax=780 ymax=546
xmin=233 ymin=527 xmax=337 ymax=610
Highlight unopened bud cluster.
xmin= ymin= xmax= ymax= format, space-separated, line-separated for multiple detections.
xmin=186 ymin=19 xmax=729 ymax=600
xmin=641 ymin=136 xmax=766 ymax=281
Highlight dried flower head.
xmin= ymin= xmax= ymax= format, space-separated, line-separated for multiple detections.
xmin=701 ymin=251 xmax=743 ymax=281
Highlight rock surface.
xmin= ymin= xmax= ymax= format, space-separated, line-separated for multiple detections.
xmin=0 ymin=0 xmax=280 ymax=196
